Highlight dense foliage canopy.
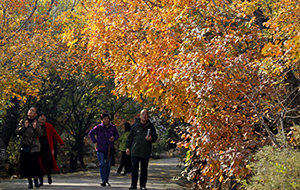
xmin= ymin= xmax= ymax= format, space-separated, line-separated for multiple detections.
xmin=1 ymin=0 xmax=300 ymax=188
xmin=63 ymin=0 xmax=300 ymax=187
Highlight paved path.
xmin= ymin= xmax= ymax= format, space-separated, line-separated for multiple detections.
xmin=0 ymin=156 xmax=188 ymax=190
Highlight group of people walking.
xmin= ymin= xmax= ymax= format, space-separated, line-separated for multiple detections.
xmin=16 ymin=108 xmax=157 ymax=190
xmin=15 ymin=107 xmax=64 ymax=188
xmin=89 ymin=109 xmax=158 ymax=190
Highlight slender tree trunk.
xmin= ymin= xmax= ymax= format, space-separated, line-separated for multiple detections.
xmin=0 ymin=98 xmax=20 ymax=165
xmin=69 ymin=151 xmax=77 ymax=172
xmin=283 ymin=70 xmax=300 ymax=127
xmin=284 ymin=70 xmax=300 ymax=107
xmin=69 ymin=138 xmax=85 ymax=171
xmin=0 ymin=98 xmax=20 ymax=147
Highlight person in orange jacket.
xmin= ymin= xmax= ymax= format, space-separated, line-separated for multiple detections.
xmin=38 ymin=113 xmax=64 ymax=186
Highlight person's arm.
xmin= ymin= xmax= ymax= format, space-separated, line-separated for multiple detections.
xmin=49 ymin=124 xmax=64 ymax=145
xmin=126 ymin=127 xmax=134 ymax=155
xmin=34 ymin=120 xmax=43 ymax=137
xmin=89 ymin=127 xmax=98 ymax=151
xmin=88 ymin=127 xmax=97 ymax=143
xmin=113 ymin=126 xmax=119 ymax=141
xmin=150 ymin=124 xmax=158 ymax=143
xmin=117 ymin=133 xmax=124 ymax=143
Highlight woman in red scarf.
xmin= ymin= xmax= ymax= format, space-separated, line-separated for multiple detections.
xmin=38 ymin=113 xmax=64 ymax=186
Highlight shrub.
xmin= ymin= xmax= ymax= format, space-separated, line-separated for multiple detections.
xmin=244 ymin=145 xmax=300 ymax=190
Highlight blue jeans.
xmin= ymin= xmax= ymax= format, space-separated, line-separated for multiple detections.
xmin=96 ymin=151 xmax=112 ymax=183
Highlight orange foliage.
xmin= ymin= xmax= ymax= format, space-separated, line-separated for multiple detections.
xmin=2 ymin=0 xmax=300 ymax=188
xmin=0 ymin=0 xmax=92 ymax=109
xmin=62 ymin=0 xmax=299 ymax=187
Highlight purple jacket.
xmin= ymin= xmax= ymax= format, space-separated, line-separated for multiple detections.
xmin=88 ymin=123 xmax=119 ymax=153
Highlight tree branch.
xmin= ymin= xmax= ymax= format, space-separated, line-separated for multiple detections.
xmin=16 ymin=0 xmax=39 ymax=33
xmin=46 ymin=0 xmax=55 ymax=15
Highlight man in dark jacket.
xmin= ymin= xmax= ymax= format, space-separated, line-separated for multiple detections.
xmin=126 ymin=109 xmax=158 ymax=190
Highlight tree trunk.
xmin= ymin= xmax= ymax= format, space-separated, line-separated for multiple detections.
xmin=284 ymin=70 xmax=300 ymax=107
xmin=0 ymin=98 xmax=20 ymax=165
xmin=69 ymin=139 xmax=85 ymax=171
xmin=283 ymin=70 xmax=300 ymax=126
xmin=0 ymin=98 xmax=20 ymax=147
xmin=69 ymin=151 xmax=77 ymax=172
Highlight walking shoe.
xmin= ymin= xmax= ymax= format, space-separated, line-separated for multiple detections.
xmin=113 ymin=172 xmax=120 ymax=176
xmin=34 ymin=179 xmax=40 ymax=188
xmin=28 ymin=178 xmax=33 ymax=189
xmin=48 ymin=175 xmax=52 ymax=185
xmin=140 ymin=187 xmax=147 ymax=190
xmin=126 ymin=172 xmax=131 ymax=176
xmin=106 ymin=181 xmax=111 ymax=186
xmin=39 ymin=177 xmax=43 ymax=186
xmin=129 ymin=185 xmax=137 ymax=189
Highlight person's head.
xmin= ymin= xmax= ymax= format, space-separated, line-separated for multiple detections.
xmin=124 ymin=122 xmax=131 ymax=132
xmin=38 ymin=112 xmax=47 ymax=125
xmin=101 ymin=113 xmax=110 ymax=126
xmin=139 ymin=109 xmax=149 ymax=124
xmin=27 ymin=107 xmax=37 ymax=120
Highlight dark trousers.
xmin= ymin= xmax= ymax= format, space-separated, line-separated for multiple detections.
xmin=117 ymin=151 xmax=132 ymax=174
xmin=131 ymin=156 xmax=149 ymax=188
xmin=20 ymin=152 xmax=44 ymax=178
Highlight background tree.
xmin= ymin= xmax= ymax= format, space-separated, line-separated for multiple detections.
xmin=55 ymin=74 xmax=140 ymax=171
xmin=0 ymin=0 xmax=83 ymax=149
xmin=1 ymin=0 xmax=142 ymax=174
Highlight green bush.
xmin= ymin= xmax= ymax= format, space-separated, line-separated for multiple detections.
xmin=244 ymin=145 xmax=300 ymax=190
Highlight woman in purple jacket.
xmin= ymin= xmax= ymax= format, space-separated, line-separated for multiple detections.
xmin=89 ymin=113 xmax=119 ymax=187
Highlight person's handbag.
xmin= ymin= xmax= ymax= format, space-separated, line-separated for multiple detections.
xmin=20 ymin=136 xmax=34 ymax=153
xmin=20 ymin=145 xmax=31 ymax=153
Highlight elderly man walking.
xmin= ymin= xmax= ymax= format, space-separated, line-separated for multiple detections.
xmin=126 ymin=109 xmax=158 ymax=190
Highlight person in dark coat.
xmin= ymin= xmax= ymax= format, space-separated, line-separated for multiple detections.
xmin=89 ymin=113 xmax=119 ymax=187
xmin=126 ymin=109 xmax=158 ymax=190
xmin=114 ymin=122 xmax=132 ymax=176
xmin=38 ymin=113 xmax=64 ymax=186
xmin=15 ymin=107 xmax=44 ymax=188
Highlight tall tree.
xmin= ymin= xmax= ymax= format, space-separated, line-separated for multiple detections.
xmin=2 ymin=0 xmax=300 ymax=188
xmin=49 ymin=74 xmax=139 ymax=171
xmin=62 ymin=0 xmax=300 ymax=188
xmin=0 ymin=0 xmax=90 ymax=150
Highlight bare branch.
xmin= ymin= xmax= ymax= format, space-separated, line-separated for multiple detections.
xmin=279 ymin=111 xmax=287 ymax=147
xmin=236 ymin=85 xmax=281 ymax=147
xmin=46 ymin=0 xmax=55 ymax=15
xmin=285 ymin=115 xmax=300 ymax=119
xmin=71 ymin=0 xmax=81 ymax=12
xmin=0 ymin=0 xmax=39 ymax=47
xmin=16 ymin=0 xmax=39 ymax=33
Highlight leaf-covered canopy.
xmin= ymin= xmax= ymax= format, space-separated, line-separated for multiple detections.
xmin=61 ymin=0 xmax=300 ymax=186
xmin=2 ymin=0 xmax=300 ymax=188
